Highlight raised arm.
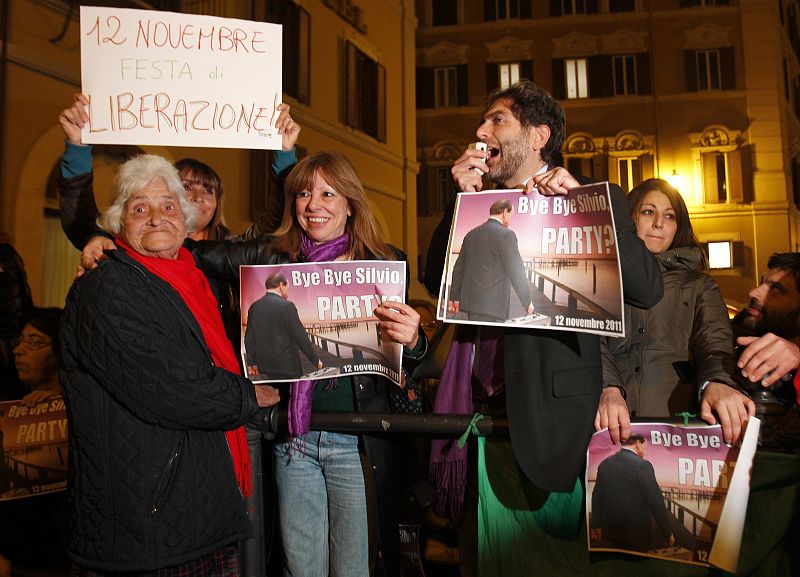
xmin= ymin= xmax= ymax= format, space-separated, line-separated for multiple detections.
xmin=607 ymin=183 xmax=663 ymax=308
xmin=185 ymin=238 xmax=275 ymax=282
xmin=57 ymin=95 xmax=105 ymax=250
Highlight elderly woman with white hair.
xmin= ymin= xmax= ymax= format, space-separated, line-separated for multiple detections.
xmin=59 ymin=154 xmax=278 ymax=576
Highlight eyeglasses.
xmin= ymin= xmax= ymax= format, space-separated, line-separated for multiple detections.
xmin=11 ymin=335 xmax=52 ymax=351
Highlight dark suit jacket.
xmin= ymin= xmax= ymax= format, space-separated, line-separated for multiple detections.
xmin=450 ymin=218 xmax=531 ymax=320
xmin=591 ymin=448 xmax=673 ymax=551
xmin=244 ymin=292 xmax=319 ymax=380
xmin=425 ymin=177 xmax=663 ymax=491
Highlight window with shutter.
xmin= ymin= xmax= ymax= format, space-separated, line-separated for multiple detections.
xmin=613 ymin=55 xmax=638 ymax=96
xmin=434 ymin=67 xmax=459 ymax=107
xmin=345 ymin=42 xmax=386 ymax=141
xmin=486 ymin=0 xmax=524 ymax=20
xmin=565 ymin=58 xmax=589 ymax=99
xmin=696 ymin=50 xmax=722 ymax=90
xmin=554 ymin=0 xmax=598 ymax=16
xmin=702 ymin=151 xmax=726 ymax=203
xmin=618 ymin=157 xmax=642 ymax=191
xmin=609 ymin=0 xmax=635 ymax=12
xmin=266 ymin=1 xmax=310 ymax=104
xmin=432 ymin=0 xmax=458 ymax=26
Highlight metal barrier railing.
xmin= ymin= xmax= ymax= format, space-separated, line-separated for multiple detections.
xmin=258 ymin=407 xmax=509 ymax=437
xmin=240 ymin=408 xmax=507 ymax=577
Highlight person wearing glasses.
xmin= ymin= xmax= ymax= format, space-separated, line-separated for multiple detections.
xmin=2 ymin=307 xmax=69 ymax=577
xmin=12 ymin=307 xmax=63 ymax=406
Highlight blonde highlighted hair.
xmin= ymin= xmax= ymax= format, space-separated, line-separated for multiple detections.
xmin=271 ymin=152 xmax=391 ymax=260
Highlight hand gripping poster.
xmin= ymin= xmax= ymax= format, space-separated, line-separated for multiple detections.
xmin=0 ymin=397 xmax=68 ymax=502
xmin=586 ymin=419 xmax=760 ymax=572
xmin=240 ymin=261 xmax=406 ymax=385
xmin=438 ymin=183 xmax=624 ymax=337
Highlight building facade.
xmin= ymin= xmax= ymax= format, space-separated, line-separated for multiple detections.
xmin=1 ymin=0 xmax=419 ymax=306
xmin=415 ymin=0 xmax=800 ymax=307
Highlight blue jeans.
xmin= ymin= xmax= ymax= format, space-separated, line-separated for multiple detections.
xmin=274 ymin=431 xmax=369 ymax=577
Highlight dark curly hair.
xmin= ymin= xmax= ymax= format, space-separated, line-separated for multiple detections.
xmin=767 ymin=253 xmax=800 ymax=292
xmin=483 ymin=79 xmax=566 ymax=167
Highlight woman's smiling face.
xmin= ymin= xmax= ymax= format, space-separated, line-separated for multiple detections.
xmin=294 ymin=171 xmax=351 ymax=243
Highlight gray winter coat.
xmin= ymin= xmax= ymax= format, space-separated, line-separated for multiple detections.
xmin=601 ymin=247 xmax=736 ymax=417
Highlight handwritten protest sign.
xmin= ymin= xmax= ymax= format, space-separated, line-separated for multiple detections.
xmin=438 ymin=183 xmax=624 ymax=337
xmin=80 ymin=6 xmax=282 ymax=149
xmin=240 ymin=261 xmax=406 ymax=386
xmin=0 ymin=398 xmax=68 ymax=502
xmin=586 ymin=419 xmax=759 ymax=571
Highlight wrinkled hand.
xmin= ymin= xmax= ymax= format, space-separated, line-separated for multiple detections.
xmin=58 ymin=93 xmax=90 ymax=145
xmin=736 ymin=333 xmax=800 ymax=387
xmin=254 ymin=385 xmax=280 ymax=408
xmin=594 ymin=386 xmax=631 ymax=444
xmin=447 ymin=300 xmax=460 ymax=314
xmin=451 ymin=147 xmax=488 ymax=192
xmin=22 ymin=390 xmax=59 ymax=407
xmin=274 ymin=102 xmax=301 ymax=151
xmin=374 ymin=302 xmax=420 ymax=349
xmin=81 ymin=236 xmax=116 ymax=270
xmin=525 ymin=167 xmax=580 ymax=196
xmin=700 ymin=382 xmax=756 ymax=444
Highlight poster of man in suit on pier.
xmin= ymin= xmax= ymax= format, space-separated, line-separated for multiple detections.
xmin=438 ymin=183 xmax=624 ymax=337
xmin=586 ymin=420 xmax=760 ymax=571
xmin=240 ymin=261 xmax=405 ymax=385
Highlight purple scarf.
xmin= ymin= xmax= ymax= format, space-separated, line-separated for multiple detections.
xmin=429 ymin=325 xmax=502 ymax=519
xmin=288 ymin=232 xmax=351 ymax=437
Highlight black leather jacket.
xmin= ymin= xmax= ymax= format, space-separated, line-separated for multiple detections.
xmin=187 ymin=238 xmax=427 ymax=577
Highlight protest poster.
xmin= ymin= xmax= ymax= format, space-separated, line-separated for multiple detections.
xmin=240 ymin=261 xmax=406 ymax=386
xmin=437 ymin=183 xmax=624 ymax=337
xmin=79 ymin=6 xmax=282 ymax=149
xmin=586 ymin=419 xmax=760 ymax=572
xmin=0 ymin=397 xmax=68 ymax=502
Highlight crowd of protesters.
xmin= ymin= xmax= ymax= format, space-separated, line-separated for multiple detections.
xmin=0 ymin=78 xmax=797 ymax=577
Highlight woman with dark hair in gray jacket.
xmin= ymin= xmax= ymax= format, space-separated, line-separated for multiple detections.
xmin=595 ymin=178 xmax=755 ymax=445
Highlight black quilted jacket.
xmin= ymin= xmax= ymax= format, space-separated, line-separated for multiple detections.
xmin=59 ymin=247 xmax=261 ymax=572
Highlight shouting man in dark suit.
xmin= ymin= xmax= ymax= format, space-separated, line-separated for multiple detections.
xmin=426 ymin=80 xmax=663 ymax=494
xmin=591 ymin=433 xmax=675 ymax=552
xmin=245 ymin=273 xmax=322 ymax=380
xmin=448 ymin=199 xmax=534 ymax=322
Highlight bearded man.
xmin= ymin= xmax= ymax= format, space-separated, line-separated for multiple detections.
xmin=733 ymin=252 xmax=800 ymax=452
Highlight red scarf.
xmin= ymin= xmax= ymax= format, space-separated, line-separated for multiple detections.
xmin=795 ymin=370 xmax=800 ymax=407
xmin=117 ymin=239 xmax=252 ymax=496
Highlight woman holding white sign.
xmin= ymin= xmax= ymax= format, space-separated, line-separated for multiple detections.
xmin=57 ymin=94 xmax=299 ymax=346
xmin=58 ymin=94 xmax=300 ymax=247
xmin=595 ymin=178 xmax=755 ymax=445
